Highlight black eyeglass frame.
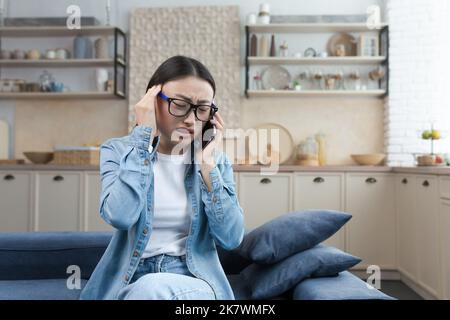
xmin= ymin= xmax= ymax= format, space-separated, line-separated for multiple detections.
xmin=157 ymin=92 xmax=218 ymax=122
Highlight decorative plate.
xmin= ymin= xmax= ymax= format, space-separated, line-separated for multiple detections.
xmin=261 ymin=66 xmax=291 ymax=90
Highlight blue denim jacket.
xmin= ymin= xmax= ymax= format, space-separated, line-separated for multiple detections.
xmin=79 ymin=125 xmax=246 ymax=300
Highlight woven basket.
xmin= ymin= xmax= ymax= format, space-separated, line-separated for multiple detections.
xmin=53 ymin=148 xmax=100 ymax=165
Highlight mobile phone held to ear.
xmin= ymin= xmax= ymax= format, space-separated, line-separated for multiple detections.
xmin=202 ymin=120 xmax=216 ymax=150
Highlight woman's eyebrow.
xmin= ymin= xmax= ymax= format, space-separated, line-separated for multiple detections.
xmin=174 ymin=93 xmax=211 ymax=104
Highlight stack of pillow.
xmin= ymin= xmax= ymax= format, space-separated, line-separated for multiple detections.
xmin=233 ymin=210 xmax=361 ymax=300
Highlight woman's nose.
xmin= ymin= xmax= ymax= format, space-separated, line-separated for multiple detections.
xmin=183 ymin=109 xmax=196 ymax=124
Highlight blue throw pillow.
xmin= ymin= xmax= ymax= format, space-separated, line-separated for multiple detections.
xmin=240 ymin=245 xmax=361 ymax=300
xmin=291 ymin=271 xmax=395 ymax=300
xmin=237 ymin=210 xmax=352 ymax=264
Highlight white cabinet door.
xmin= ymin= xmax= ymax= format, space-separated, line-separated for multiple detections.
xmin=396 ymin=175 xmax=419 ymax=281
xmin=440 ymin=199 xmax=450 ymax=300
xmin=415 ymin=175 xmax=440 ymax=298
xmin=84 ymin=172 xmax=113 ymax=231
xmin=345 ymin=173 xmax=396 ymax=270
xmin=239 ymin=173 xmax=292 ymax=230
xmin=35 ymin=172 xmax=82 ymax=231
xmin=440 ymin=176 xmax=450 ymax=200
xmin=0 ymin=171 xmax=32 ymax=231
xmin=233 ymin=172 xmax=239 ymax=196
xmin=293 ymin=173 xmax=345 ymax=250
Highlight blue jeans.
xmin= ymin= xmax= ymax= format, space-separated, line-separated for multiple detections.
xmin=117 ymin=254 xmax=216 ymax=300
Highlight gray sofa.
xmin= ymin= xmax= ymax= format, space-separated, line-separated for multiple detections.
xmin=0 ymin=231 xmax=393 ymax=300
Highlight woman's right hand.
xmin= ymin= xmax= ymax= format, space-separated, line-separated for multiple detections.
xmin=134 ymin=84 xmax=161 ymax=143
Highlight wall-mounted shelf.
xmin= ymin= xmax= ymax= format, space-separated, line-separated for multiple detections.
xmin=0 ymin=26 xmax=119 ymax=37
xmin=247 ymin=23 xmax=388 ymax=33
xmin=0 ymin=26 xmax=127 ymax=100
xmin=0 ymin=92 xmax=124 ymax=99
xmin=244 ymin=22 xmax=390 ymax=98
xmin=248 ymin=56 xmax=387 ymax=65
xmin=0 ymin=58 xmax=125 ymax=68
xmin=247 ymin=89 xmax=387 ymax=98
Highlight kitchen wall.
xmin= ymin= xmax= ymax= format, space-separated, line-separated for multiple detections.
xmin=384 ymin=0 xmax=450 ymax=166
xmin=3 ymin=0 xmax=386 ymax=164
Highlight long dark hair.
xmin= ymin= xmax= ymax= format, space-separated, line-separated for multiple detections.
xmin=146 ymin=55 xmax=216 ymax=96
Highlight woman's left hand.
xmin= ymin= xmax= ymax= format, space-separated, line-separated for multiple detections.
xmin=195 ymin=112 xmax=224 ymax=168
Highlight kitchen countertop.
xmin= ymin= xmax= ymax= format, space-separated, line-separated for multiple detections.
xmin=1 ymin=163 xmax=450 ymax=175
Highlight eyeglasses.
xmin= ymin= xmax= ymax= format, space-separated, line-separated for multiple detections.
xmin=157 ymin=92 xmax=218 ymax=122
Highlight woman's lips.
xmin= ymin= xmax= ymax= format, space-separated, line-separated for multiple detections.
xmin=176 ymin=127 xmax=194 ymax=135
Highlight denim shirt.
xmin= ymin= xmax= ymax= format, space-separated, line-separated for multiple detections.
xmin=79 ymin=125 xmax=246 ymax=300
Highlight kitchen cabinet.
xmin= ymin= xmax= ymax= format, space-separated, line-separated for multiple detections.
xmin=0 ymin=171 xmax=32 ymax=231
xmin=84 ymin=172 xmax=113 ymax=231
xmin=293 ymin=173 xmax=345 ymax=250
xmin=440 ymin=199 xmax=450 ymax=299
xmin=414 ymin=175 xmax=440 ymax=298
xmin=239 ymin=173 xmax=292 ymax=230
xmin=233 ymin=172 xmax=239 ymax=196
xmin=415 ymin=175 xmax=439 ymax=297
xmin=345 ymin=173 xmax=396 ymax=270
xmin=395 ymin=175 xmax=419 ymax=281
xmin=35 ymin=172 xmax=82 ymax=231
xmin=439 ymin=176 xmax=450 ymax=200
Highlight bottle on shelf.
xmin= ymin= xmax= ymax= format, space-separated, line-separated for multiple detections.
xmin=258 ymin=34 xmax=269 ymax=57
xmin=250 ymin=34 xmax=258 ymax=56
xmin=270 ymin=34 xmax=276 ymax=57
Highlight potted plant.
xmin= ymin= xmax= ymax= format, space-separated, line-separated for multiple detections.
xmin=293 ymin=80 xmax=302 ymax=91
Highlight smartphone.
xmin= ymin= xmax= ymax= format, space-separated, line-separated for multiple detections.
xmin=202 ymin=120 xmax=216 ymax=149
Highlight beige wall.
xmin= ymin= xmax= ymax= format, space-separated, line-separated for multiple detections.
xmin=14 ymin=96 xmax=384 ymax=165
xmin=240 ymin=97 xmax=385 ymax=165
xmin=14 ymin=99 xmax=128 ymax=159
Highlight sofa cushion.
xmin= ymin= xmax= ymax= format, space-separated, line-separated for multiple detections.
xmin=226 ymin=274 xmax=290 ymax=300
xmin=0 ymin=232 xmax=113 ymax=280
xmin=216 ymin=246 xmax=252 ymax=275
xmin=0 ymin=279 xmax=87 ymax=300
xmin=240 ymin=245 xmax=361 ymax=299
xmin=237 ymin=210 xmax=352 ymax=264
xmin=291 ymin=271 xmax=395 ymax=300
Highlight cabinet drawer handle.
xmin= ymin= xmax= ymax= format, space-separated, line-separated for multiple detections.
xmin=4 ymin=174 xmax=15 ymax=181
xmin=366 ymin=177 xmax=377 ymax=184
xmin=260 ymin=178 xmax=272 ymax=184
xmin=422 ymin=180 xmax=430 ymax=187
xmin=313 ymin=177 xmax=325 ymax=183
xmin=53 ymin=175 xmax=64 ymax=182
xmin=402 ymin=178 xmax=408 ymax=184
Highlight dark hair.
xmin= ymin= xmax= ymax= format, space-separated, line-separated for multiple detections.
xmin=146 ymin=55 xmax=216 ymax=97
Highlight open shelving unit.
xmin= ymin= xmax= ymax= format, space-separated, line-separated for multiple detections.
xmin=244 ymin=22 xmax=389 ymax=98
xmin=0 ymin=26 xmax=127 ymax=99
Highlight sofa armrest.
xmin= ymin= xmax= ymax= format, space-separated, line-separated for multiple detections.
xmin=0 ymin=232 xmax=113 ymax=280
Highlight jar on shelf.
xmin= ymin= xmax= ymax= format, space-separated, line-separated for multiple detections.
xmin=279 ymin=41 xmax=288 ymax=57
xmin=295 ymin=136 xmax=319 ymax=166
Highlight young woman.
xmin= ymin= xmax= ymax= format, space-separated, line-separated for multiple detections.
xmin=80 ymin=56 xmax=245 ymax=300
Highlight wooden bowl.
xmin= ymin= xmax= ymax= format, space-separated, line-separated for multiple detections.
xmin=351 ymin=153 xmax=386 ymax=166
xmin=23 ymin=151 xmax=54 ymax=164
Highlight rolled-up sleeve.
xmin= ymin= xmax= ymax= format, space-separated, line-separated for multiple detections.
xmin=99 ymin=125 xmax=160 ymax=230
xmin=197 ymin=154 xmax=245 ymax=250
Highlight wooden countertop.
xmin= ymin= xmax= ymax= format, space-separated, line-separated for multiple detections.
xmin=1 ymin=163 xmax=450 ymax=175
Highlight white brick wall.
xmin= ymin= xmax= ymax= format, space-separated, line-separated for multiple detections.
xmin=385 ymin=0 xmax=450 ymax=166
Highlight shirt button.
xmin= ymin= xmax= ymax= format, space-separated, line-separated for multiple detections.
xmin=143 ymin=228 xmax=148 ymax=235
xmin=124 ymin=275 xmax=129 ymax=282
xmin=144 ymin=159 xmax=149 ymax=166
xmin=212 ymin=196 xmax=217 ymax=203
xmin=133 ymin=250 xmax=139 ymax=257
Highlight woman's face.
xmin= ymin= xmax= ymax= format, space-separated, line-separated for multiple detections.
xmin=156 ymin=75 xmax=214 ymax=152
